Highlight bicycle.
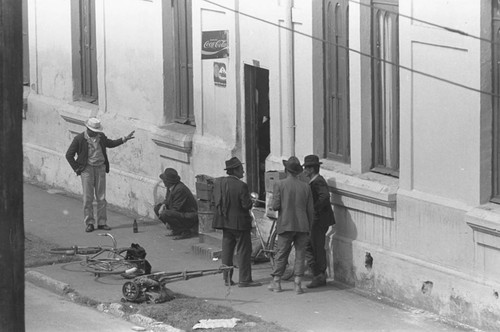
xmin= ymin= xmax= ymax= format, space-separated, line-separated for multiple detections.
xmin=49 ymin=233 xmax=144 ymax=277
xmin=250 ymin=193 xmax=294 ymax=280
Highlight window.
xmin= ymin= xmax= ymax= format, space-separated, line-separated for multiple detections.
xmin=324 ymin=0 xmax=350 ymax=162
xmin=492 ymin=0 xmax=500 ymax=202
xmin=170 ymin=0 xmax=194 ymax=125
xmin=371 ymin=0 xmax=399 ymax=176
xmin=72 ymin=0 xmax=98 ymax=103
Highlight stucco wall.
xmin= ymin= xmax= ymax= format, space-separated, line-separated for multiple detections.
xmin=399 ymin=0 xmax=483 ymax=206
xmin=98 ymin=0 xmax=164 ymax=124
xmin=29 ymin=0 xmax=73 ymax=99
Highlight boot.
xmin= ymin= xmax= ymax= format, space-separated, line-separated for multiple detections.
xmin=306 ymin=273 xmax=327 ymax=289
xmin=294 ymin=276 xmax=304 ymax=295
xmin=268 ymin=276 xmax=282 ymax=292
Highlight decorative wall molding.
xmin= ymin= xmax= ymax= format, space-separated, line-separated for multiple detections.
xmin=151 ymin=123 xmax=195 ymax=164
xmin=466 ymin=204 xmax=500 ymax=277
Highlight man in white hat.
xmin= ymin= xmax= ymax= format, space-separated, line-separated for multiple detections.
xmin=66 ymin=117 xmax=134 ymax=232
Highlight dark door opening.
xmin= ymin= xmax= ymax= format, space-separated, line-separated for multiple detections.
xmin=244 ymin=65 xmax=270 ymax=200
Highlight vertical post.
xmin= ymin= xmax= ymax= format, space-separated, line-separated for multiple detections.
xmin=0 ymin=0 xmax=25 ymax=330
xmin=285 ymin=0 xmax=295 ymax=156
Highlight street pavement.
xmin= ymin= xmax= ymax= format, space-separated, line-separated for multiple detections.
xmin=26 ymin=282 xmax=143 ymax=332
xmin=24 ymin=182 xmax=481 ymax=332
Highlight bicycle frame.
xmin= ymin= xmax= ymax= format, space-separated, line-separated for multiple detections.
xmin=250 ymin=194 xmax=278 ymax=263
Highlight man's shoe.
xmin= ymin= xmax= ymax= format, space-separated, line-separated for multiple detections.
xmin=306 ymin=274 xmax=327 ymax=289
xmin=267 ymin=277 xmax=282 ymax=292
xmin=224 ymin=280 xmax=236 ymax=287
xmin=165 ymin=230 xmax=182 ymax=237
xmin=294 ymin=276 xmax=304 ymax=295
xmin=85 ymin=224 xmax=94 ymax=233
xmin=173 ymin=231 xmax=192 ymax=240
xmin=238 ymin=281 xmax=262 ymax=288
xmin=97 ymin=225 xmax=111 ymax=230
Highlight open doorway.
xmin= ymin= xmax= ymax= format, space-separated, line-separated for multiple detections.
xmin=244 ymin=65 xmax=270 ymax=200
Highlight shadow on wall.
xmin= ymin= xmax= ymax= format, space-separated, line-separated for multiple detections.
xmin=328 ymin=188 xmax=358 ymax=286
xmin=138 ymin=179 xmax=167 ymax=220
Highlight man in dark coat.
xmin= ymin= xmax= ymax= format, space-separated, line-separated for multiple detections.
xmin=154 ymin=168 xmax=199 ymax=240
xmin=212 ymin=157 xmax=262 ymax=287
xmin=269 ymin=156 xmax=314 ymax=294
xmin=66 ymin=117 xmax=135 ymax=232
xmin=302 ymin=155 xmax=335 ymax=288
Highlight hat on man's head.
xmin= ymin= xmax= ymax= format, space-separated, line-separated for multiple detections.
xmin=159 ymin=168 xmax=180 ymax=185
xmin=302 ymin=154 xmax=322 ymax=167
xmin=282 ymin=156 xmax=303 ymax=175
xmin=86 ymin=117 xmax=104 ymax=133
xmin=224 ymin=157 xmax=243 ymax=170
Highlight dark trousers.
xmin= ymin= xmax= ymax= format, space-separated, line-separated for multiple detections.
xmin=305 ymin=223 xmax=329 ymax=276
xmin=160 ymin=210 xmax=198 ymax=233
xmin=221 ymin=228 xmax=253 ymax=283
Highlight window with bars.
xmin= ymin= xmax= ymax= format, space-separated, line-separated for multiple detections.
xmin=492 ymin=0 xmax=500 ymax=202
xmin=371 ymin=0 xmax=399 ymax=177
xmin=79 ymin=0 xmax=98 ymax=104
xmin=324 ymin=0 xmax=350 ymax=162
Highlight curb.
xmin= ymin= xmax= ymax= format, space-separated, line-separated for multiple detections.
xmin=25 ymin=270 xmax=183 ymax=332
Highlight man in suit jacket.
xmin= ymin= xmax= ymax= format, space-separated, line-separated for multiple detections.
xmin=154 ymin=168 xmax=199 ymax=240
xmin=302 ymin=155 xmax=335 ymax=288
xmin=269 ymin=156 xmax=314 ymax=294
xmin=212 ymin=157 xmax=262 ymax=288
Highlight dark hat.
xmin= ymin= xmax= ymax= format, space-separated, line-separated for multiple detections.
xmin=302 ymin=154 xmax=322 ymax=167
xmin=282 ymin=156 xmax=303 ymax=175
xmin=224 ymin=157 xmax=243 ymax=170
xmin=159 ymin=168 xmax=180 ymax=185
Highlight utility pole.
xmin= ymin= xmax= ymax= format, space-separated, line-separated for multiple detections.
xmin=0 ymin=0 xmax=25 ymax=330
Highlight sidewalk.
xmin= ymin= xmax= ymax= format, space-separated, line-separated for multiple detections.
xmin=24 ymin=182 xmax=478 ymax=332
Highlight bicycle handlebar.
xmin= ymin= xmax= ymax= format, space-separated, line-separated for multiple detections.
xmin=97 ymin=233 xmax=117 ymax=249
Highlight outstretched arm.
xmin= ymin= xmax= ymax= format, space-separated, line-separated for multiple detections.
xmin=122 ymin=130 xmax=135 ymax=143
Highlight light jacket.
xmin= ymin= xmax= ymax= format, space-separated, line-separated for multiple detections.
xmin=272 ymin=175 xmax=314 ymax=234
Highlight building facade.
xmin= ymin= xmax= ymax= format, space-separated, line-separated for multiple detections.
xmin=23 ymin=0 xmax=500 ymax=329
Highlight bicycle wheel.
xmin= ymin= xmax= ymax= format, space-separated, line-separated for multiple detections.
xmin=49 ymin=246 xmax=102 ymax=256
xmin=269 ymin=231 xmax=295 ymax=280
xmin=84 ymin=258 xmax=136 ymax=275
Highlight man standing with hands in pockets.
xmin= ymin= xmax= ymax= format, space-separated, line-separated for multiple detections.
xmin=302 ymin=155 xmax=335 ymax=288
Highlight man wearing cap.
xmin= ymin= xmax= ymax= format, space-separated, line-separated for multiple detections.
xmin=269 ymin=156 xmax=314 ymax=294
xmin=66 ymin=117 xmax=135 ymax=232
xmin=154 ymin=168 xmax=198 ymax=240
xmin=212 ymin=157 xmax=261 ymax=288
xmin=302 ymin=154 xmax=335 ymax=288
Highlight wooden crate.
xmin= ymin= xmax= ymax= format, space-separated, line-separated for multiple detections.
xmin=265 ymin=171 xmax=286 ymax=192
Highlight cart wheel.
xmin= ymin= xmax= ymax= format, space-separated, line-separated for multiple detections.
xmin=122 ymin=281 xmax=141 ymax=302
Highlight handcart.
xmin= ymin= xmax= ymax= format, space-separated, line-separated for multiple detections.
xmin=121 ymin=265 xmax=234 ymax=304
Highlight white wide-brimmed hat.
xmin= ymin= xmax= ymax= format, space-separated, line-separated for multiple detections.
xmin=86 ymin=118 xmax=103 ymax=132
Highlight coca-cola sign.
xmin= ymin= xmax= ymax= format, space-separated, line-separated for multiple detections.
xmin=202 ymin=30 xmax=229 ymax=59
